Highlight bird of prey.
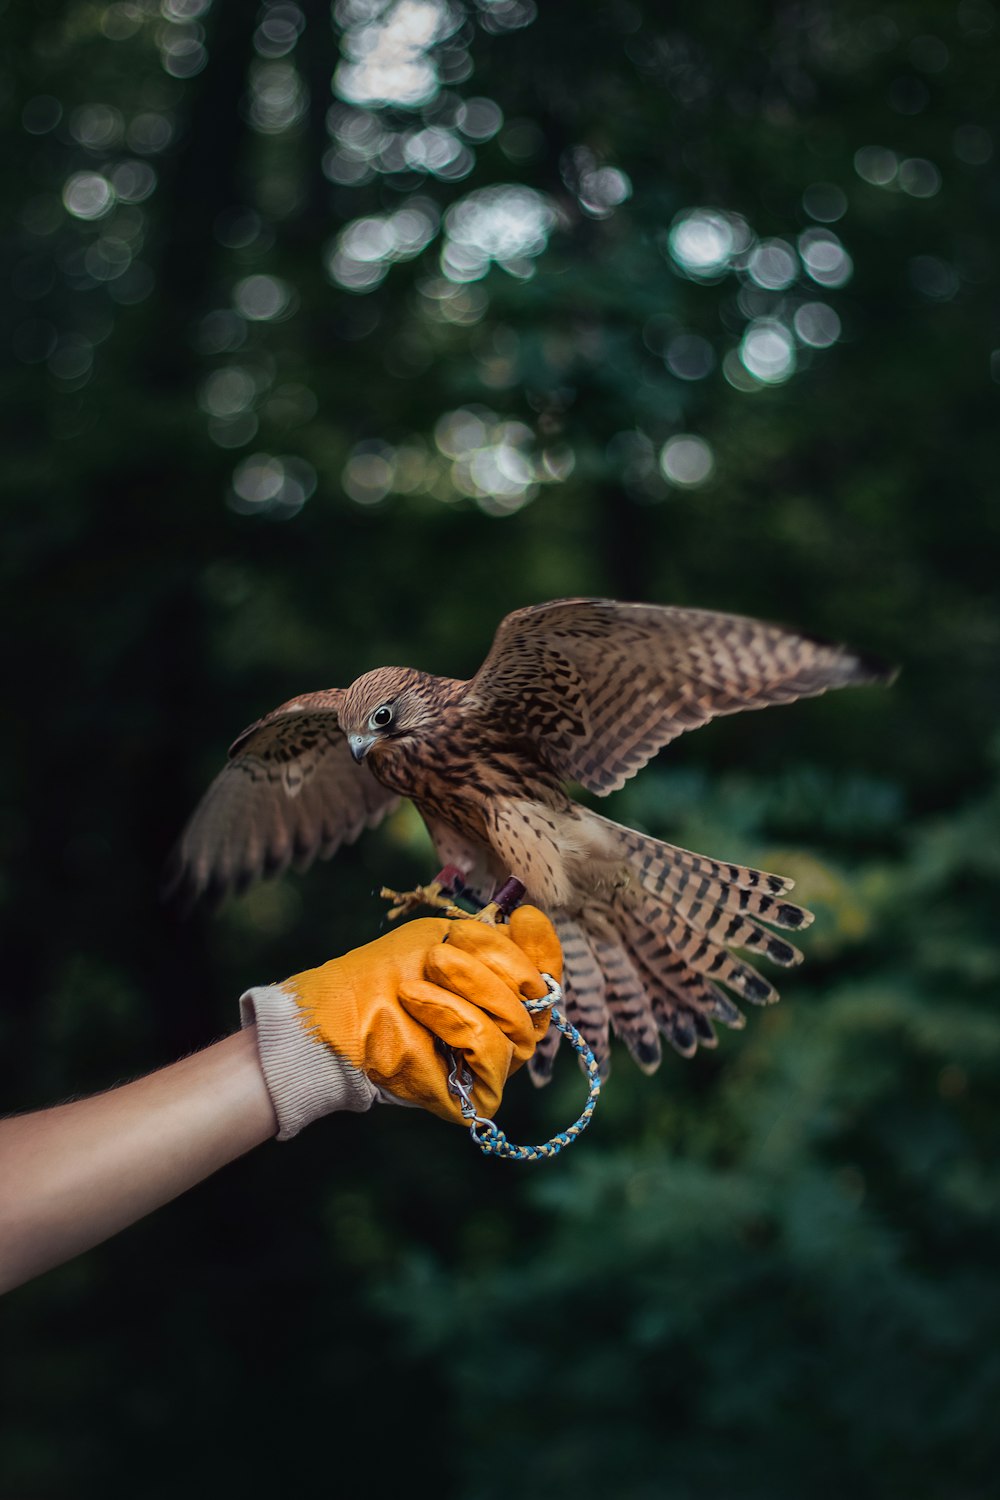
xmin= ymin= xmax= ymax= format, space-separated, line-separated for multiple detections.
xmin=171 ymin=599 xmax=891 ymax=1082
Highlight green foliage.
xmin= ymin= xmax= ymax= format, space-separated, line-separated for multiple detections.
xmin=1 ymin=0 xmax=998 ymax=1494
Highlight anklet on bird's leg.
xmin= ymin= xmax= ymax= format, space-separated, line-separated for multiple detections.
xmin=470 ymin=875 xmax=528 ymax=926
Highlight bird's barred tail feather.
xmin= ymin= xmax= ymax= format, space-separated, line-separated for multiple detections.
xmin=593 ymin=811 xmax=813 ymax=940
xmin=552 ymin=914 xmax=612 ymax=1071
xmin=527 ymin=816 xmax=813 ymax=1085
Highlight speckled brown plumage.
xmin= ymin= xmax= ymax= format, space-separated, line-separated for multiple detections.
xmin=170 ymin=599 xmax=892 ymax=1082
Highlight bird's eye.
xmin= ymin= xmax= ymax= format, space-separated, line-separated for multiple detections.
xmin=369 ymin=704 xmax=394 ymax=730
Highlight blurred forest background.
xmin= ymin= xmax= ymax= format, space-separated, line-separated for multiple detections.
xmin=2 ymin=0 xmax=999 ymax=1495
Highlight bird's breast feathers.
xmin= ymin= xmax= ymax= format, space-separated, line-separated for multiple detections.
xmin=368 ymin=716 xmax=557 ymax=803
xmin=486 ymin=798 xmax=625 ymax=910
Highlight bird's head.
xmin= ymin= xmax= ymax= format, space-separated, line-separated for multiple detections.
xmin=339 ymin=666 xmax=441 ymax=764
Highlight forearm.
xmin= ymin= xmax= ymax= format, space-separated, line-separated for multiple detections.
xmin=0 ymin=1027 xmax=277 ymax=1295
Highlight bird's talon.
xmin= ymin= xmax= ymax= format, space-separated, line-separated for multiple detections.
xmin=380 ymin=881 xmax=468 ymax=920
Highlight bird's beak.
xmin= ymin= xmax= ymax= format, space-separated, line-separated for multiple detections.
xmin=349 ymin=733 xmax=377 ymax=764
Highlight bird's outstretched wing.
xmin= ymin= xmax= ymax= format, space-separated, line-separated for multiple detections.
xmin=167 ymin=690 xmax=398 ymax=904
xmin=464 ymin=598 xmax=893 ymax=795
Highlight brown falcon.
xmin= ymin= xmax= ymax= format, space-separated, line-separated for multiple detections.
xmin=171 ymin=599 xmax=891 ymax=1082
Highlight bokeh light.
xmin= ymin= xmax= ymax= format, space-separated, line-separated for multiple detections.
xmin=403 ymin=126 xmax=474 ymax=179
xmin=232 ymin=274 xmax=294 ymax=321
xmin=214 ymin=207 xmax=270 ymax=250
xmin=101 ymin=3 xmax=145 ymax=41
xmin=162 ymin=0 xmax=213 ymax=19
xmin=418 ymin=275 xmax=488 ymax=325
xmin=247 ymin=59 xmax=308 ymax=133
xmin=109 ymin=161 xmax=157 ymax=203
xmin=659 ymin=434 xmax=714 ymax=487
xmin=84 ymin=237 xmax=132 ymax=282
xmin=441 ymin=185 xmax=556 ymax=281
xmin=667 ymin=208 xmax=751 ymax=280
xmin=454 ymin=97 xmax=503 ymax=141
xmin=798 ymin=229 xmax=853 ymax=288
xmin=229 ymin=452 xmax=316 ymax=517
xmin=662 ymin=198 xmax=851 ymax=390
xmin=433 ymin=406 xmax=569 ymax=513
xmin=739 ymin=320 xmax=796 ymax=383
xmin=434 ymin=407 xmax=488 ymax=459
xmin=340 ymin=407 xmax=571 ymax=515
xmin=802 ymin=182 xmax=847 ymax=223
xmin=334 ymin=0 xmax=458 ymax=110
xmin=127 ymin=112 xmax=174 ymax=153
xmin=254 ymin=3 xmax=306 ymax=57
xmin=209 ymin=413 xmax=258 ymax=449
xmin=564 ymin=147 xmax=632 ymax=219
xmin=62 ymin=173 xmax=115 ymax=221
xmin=854 ymin=145 xmax=898 ymax=186
xmin=326 ymin=200 xmax=439 ymax=290
xmin=475 ymin=0 xmax=537 ymax=36
xmin=198 ymin=366 xmax=258 ymax=419
xmin=156 ymin=16 xmax=209 ymax=79
xmin=49 ymin=336 xmax=94 ymax=384
xmin=665 ymin=334 xmax=715 ymax=381
xmin=747 ymin=239 xmax=798 ymax=291
xmin=793 ymin=302 xmax=842 ymax=348
xmin=437 ymin=409 xmax=537 ymax=513
xmin=898 ymin=158 xmax=942 ymax=197
xmin=69 ymin=104 xmax=124 ymax=150
xmin=323 ymin=104 xmax=386 ymax=184
xmin=322 ymin=93 xmax=505 ymax=184
xmin=342 ymin=442 xmax=397 ymax=505
xmin=197 ymin=309 xmax=247 ymax=354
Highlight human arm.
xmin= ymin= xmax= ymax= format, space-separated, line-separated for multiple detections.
xmin=0 ymin=1026 xmax=276 ymax=1295
xmin=0 ymin=907 xmax=561 ymax=1295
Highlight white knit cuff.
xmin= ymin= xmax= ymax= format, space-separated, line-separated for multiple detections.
xmin=240 ymin=983 xmax=378 ymax=1141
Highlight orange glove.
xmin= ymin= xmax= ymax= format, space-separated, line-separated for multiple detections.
xmin=240 ymin=907 xmax=562 ymax=1138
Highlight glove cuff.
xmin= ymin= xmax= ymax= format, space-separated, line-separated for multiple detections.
xmin=240 ymin=983 xmax=378 ymax=1140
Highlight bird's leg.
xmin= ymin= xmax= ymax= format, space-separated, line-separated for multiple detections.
xmin=380 ymin=864 xmax=471 ymax=921
xmin=380 ymin=870 xmax=526 ymax=925
xmin=473 ymin=876 xmax=527 ymax=926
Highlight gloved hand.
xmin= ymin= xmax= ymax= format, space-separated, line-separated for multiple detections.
xmin=240 ymin=907 xmax=562 ymax=1139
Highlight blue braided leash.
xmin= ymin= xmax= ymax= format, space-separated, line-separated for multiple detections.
xmin=446 ymin=972 xmax=603 ymax=1161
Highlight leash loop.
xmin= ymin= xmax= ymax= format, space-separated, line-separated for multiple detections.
xmin=447 ymin=972 xmax=602 ymax=1161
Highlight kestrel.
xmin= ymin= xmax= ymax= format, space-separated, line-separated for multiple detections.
xmin=171 ymin=599 xmax=891 ymax=1081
